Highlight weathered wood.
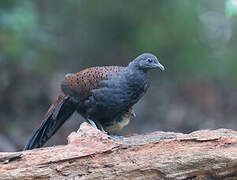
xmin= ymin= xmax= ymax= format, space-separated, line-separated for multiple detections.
xmin=0 ymin=123 xmax=237 ymax=180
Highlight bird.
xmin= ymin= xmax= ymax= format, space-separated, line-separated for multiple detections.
xmin=24 ymin=53 xmax=164 ymax=150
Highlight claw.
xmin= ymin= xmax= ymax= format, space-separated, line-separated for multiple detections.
xmin=111 ymin=136 xmax=124 ymax=141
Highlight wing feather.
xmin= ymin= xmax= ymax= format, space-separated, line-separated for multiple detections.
xmin=61 ymin=66 xmax=125 ymax=100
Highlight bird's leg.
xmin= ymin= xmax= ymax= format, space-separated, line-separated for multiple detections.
xmin=87 ymin=119 xmax=98 ymax=129
xmin=95 ymin=121 xmax=106 ymax=133
xmin=86 ymin=119 xmax=106 ymax=133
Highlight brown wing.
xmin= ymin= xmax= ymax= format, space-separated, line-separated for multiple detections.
xmin=61 ymin=66 xmax=125 ymax=100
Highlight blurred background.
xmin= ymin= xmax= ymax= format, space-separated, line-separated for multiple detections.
xmin=0 ymin=0 xmax=237 ymax=151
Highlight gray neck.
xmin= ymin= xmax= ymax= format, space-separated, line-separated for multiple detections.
xmin=127 ymin=60 xmax=148 ymax=73
xmin=125 ymin=61 xmax=148 ymax=86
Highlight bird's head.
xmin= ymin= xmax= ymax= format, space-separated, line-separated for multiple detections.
xmin=129 ymin=53 xmax=165 ymax=71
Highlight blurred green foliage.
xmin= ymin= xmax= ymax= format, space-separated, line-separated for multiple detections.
xmin=0 ymin=0 xmax=57 ymax=73
xmin=226 ymin=0 xmax=237 ymax=18
xmin=0 ymin=0 xmax=237 ymax=151
xmin=0 ymin=0 xmax=236 ymax=81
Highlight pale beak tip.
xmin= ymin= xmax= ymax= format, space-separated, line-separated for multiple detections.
xmin=157 ymin=63 xmax=165 ymax=71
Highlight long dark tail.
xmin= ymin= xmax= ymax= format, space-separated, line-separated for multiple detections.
xmin=24 ymin=92 xmax=76 ymax=150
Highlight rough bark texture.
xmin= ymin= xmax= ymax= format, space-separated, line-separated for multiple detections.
xmin=0 ymin=123 xmax=237 ymax=180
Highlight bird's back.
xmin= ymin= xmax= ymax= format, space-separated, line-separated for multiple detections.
xmin=61 ymin=66 xmax=125 ymax=100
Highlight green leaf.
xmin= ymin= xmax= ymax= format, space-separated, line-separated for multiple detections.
xmin=226 ymin=0 xmax=237 ymax=18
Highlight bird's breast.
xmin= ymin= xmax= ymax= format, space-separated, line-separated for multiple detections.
xmin=77 ymin=68 xmax=149 ymax=122
xmin=91 ymin=69 xmax=148 ymax=109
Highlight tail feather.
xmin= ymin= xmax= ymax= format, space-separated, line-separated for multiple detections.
xmin=24 ymin=92 xmax=76 ymax=150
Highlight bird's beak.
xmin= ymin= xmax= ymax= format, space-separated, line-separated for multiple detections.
xmin=154 ymin=62 xmax=165 ymax=71
xmin=131 ymin=111 xmax=136 ymax=118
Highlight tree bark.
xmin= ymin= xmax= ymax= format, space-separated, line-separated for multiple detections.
xmin=0 ymin=123 xmax=237 ymax=180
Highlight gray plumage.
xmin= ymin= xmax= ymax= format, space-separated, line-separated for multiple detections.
xmin=24 ymin=53 xmax=164 ymax=150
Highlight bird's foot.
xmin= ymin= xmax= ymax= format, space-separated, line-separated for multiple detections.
xmin=110 ymin=135 xmax=125 ymax=141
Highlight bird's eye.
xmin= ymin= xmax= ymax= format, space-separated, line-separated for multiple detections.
xmin=147 ymin=58 xmax=152 ymax=63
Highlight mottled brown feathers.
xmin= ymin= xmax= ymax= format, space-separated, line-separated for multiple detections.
xmin=61 ymin=66 xmax=125 ymax=100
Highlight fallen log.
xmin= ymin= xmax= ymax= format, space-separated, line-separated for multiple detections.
xmin=0 ymin=123 xmax=237 ymax=180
